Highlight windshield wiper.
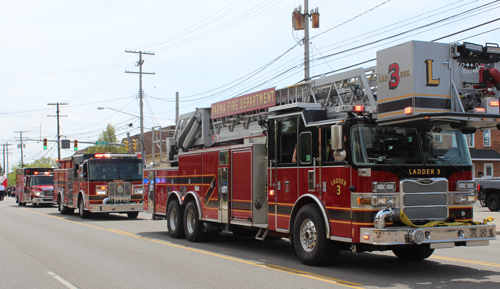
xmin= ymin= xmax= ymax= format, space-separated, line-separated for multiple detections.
xmin=435 ymin=157 xmax=464 ymax=173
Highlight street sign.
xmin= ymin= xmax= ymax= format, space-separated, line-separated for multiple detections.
xmin=95 ymin=141 xmax=108 ymax=145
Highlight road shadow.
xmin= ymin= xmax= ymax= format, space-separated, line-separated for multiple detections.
xmin=136 ymin=230 xmax=500 ymax=288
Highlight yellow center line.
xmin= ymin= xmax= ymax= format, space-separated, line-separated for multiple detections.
xmin=431 ymin=255 xmax=500 ymax=268
xmin=23 ymin=209 xmax=363 ymax=288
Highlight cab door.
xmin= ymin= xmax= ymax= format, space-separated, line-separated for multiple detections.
xmin=270 ymin=116 xmax=300 ymax=231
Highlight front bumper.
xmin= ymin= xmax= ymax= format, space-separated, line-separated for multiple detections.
xmin=89 ymin=204 xmax=142 ymax=213
xmin=32 ymin=197 xmax=55 ymax=205
xmin=360 ymin=224 xmax=496 ymax=248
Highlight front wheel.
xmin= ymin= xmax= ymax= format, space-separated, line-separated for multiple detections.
xmin=127 ymin=212 xmax=139 ymax=219
xmin=487 ymin=194 xmax=500 ymax=211
xmin=292 ymin=204 xmax=340 ymax=266
xmin=167 ymin=199 xmax=185 ymax=239
xmin=79 ymin=198 xmax=92 ymax=219
xmin=393 ymin=245 xmax=434 ymax=260
xmin=184 ymin=201 xmax=207 ymax=242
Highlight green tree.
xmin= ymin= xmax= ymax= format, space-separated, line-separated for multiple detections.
xmin=85 ymin=124 xmax=127 ymax=154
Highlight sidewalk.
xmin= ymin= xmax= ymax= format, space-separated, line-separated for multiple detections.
xmin=473 ymin=201 xmax=500 ymax=234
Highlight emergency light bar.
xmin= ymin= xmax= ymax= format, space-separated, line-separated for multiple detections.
xmin=94 ymin=154 xmax=111 ymax=158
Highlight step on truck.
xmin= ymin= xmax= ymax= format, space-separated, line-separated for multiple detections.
xmin=15 ymin=167 xmax=55 ymax=207
xmin=144 ymin=40 xmax=499 ymax=266
xmin=55 ymin=153 xmax=144 ymax=219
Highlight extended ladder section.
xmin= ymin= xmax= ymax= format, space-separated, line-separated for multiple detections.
xmin=155 ymin=41 xmax=500 ymax=162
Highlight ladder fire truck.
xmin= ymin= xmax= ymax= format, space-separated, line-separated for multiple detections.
xmin=15 ymin=167 xmax=55 ymax=207
xmin=144 ymin=40 xmax=499 ymax=265
xmin=55 ymin=153 xmax=144 ymax=219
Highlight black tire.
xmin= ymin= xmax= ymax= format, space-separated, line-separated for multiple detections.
xmin=486 ymin=194 xmax=500 ymax=211
xmin=393 ymin=245 xmax=434 ymax=260
xmin=183 ymin=201 xmax=207 ymax=242
xmin=292 ymin=204 xmax=340 ymax=266
xmin=167 ymin=199 xmax=185 ymax=239
xmin=59 ymin=197 xmax=69 ymax=215
xmin=79 ymin=198 xmax=92 ymax=219
xmin=127 ymin=212 xmax=139 ymax=219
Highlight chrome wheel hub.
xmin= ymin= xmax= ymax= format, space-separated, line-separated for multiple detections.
xmin=300 ymin=219 xmax=317 ymax=252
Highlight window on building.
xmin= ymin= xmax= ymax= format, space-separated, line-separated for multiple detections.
xmin=467 ymin=134 xmax=474 ymax=148
xmin=485 ymin=163 xmax=493 ymax=177
xmin=433 ymin=134 xmax=442 ymax=142
xmin=483 ymin=130 xmax=491 ymax=147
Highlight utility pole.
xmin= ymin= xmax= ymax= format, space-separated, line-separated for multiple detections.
xmin=292 ymin=1 xmax=320 ymax=82
xmin=176 ymin=92 xmax=179 ymax=126
xmin=125 ymin=50 xmax=155 ymax=166
xmin=13 ymin=131 xmax=28 ymax=167
xmin=304 ymin=0 xmax=310 ymax=82
xmin=48 ymin=102 xmax=68 ymax=162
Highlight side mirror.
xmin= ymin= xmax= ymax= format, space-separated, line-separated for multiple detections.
xmin=331 ymin=124 xmax=343 ymax=150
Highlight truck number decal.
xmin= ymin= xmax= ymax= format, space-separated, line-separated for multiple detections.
xmin=388 ymin=63 xmax=400 ymax=90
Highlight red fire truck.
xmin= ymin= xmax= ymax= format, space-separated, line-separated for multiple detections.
xmin=15 ymin=167 xmax=55 ymax=207
xmin=144 ymin=40 xmax=499 ymax=266
xmin=54 ymin=153 xmax=143 ymax=219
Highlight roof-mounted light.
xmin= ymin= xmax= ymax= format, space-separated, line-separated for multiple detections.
xmin=489 ymin=100 xmax=499 ymax=107
xmin=354 ymin=105 xmax=365 ymax=112
xmin=95 ymin=154 xmax=111 ymax=158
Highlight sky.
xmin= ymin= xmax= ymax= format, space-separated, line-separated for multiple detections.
xmin=1 ymin=0 xmax=500 ymax=172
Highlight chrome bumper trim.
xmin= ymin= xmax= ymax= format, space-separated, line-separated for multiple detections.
xmin=89 ymin=204 xmax=142 ymax=213
xmin=360 ymin=224 xmax=496 ymax=246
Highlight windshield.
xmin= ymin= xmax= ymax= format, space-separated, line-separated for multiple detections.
xmin=89 ymin=159 xmax=143 ymax=181
xmin=31 ymin=176 xmax=54 ymax=186
xmin=351 ymin=125 xmax=471 ymax=165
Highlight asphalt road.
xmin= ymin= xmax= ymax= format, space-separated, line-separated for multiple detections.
xmin=1 ymin=197 xmax=499 ymax=289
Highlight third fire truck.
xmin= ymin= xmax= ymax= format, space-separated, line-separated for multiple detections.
xmin=144 ymin=40 xmax=499 ymax=265
xmin=55 ymin=153 xmax=144 ymax=219
xmin=15 ymin=167 xmax=55 ymax=207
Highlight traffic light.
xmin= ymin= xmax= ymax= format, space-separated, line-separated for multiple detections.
xmin=74 ymin=140 xmax=78 ymax=151
xmin=123 ymin=140 xmax=129 ymax=151
xmin=132 ymin=139 xmax=138 ymax=151
xmin=43 ymin=138 xmax=47 ymax=150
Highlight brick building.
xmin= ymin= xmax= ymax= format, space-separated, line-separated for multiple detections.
xmin=468 ymin=128 xmax=500 ymax=178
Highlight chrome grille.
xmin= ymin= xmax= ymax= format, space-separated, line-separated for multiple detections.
xmin=43 ymin=189 xmax=53 ymax=197
xmin=108 ymin=182 xmax=131 ymax=202
xmin=400 ymin=178 xmax=448 ymax=221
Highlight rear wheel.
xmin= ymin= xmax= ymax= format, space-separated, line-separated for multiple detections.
xmin=393 ymin=245 xmax=434 ymax=260
xmin=184 ymin=201 xmax=207 ymax=242
xmin=127 ymin=212 xmax=139 ymax=219
xmin=79 ymin=198 xmax=92 ymax=219
xmin=167 ymin=199 xmax=185 ymax=239
xmin=486 ymin=194 xmax=500 ymax=211
xmin=292 ymin=204 xmax=340 ymax=266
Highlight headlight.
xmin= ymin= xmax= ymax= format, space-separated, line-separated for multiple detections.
xmin=454 ymin=194 xmax=476 ymax=205
xmin=133 ymin=186 xmax=143 ymax=194
xmin=372 ymin=182 xmax=396 ymax=192
xmin=96 ymin=186 xmax=107 ymax=195
xmin=371 ymin=195 xmax=396 ymax=207
xmin=34 ymin=191 xmax=43 ymax=197
xmin=456 ymin=181 xmax=475 ymax=191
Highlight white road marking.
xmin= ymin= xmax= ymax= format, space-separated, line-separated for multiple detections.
xmin=47 ymin=271 xmax=78 ymax=289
